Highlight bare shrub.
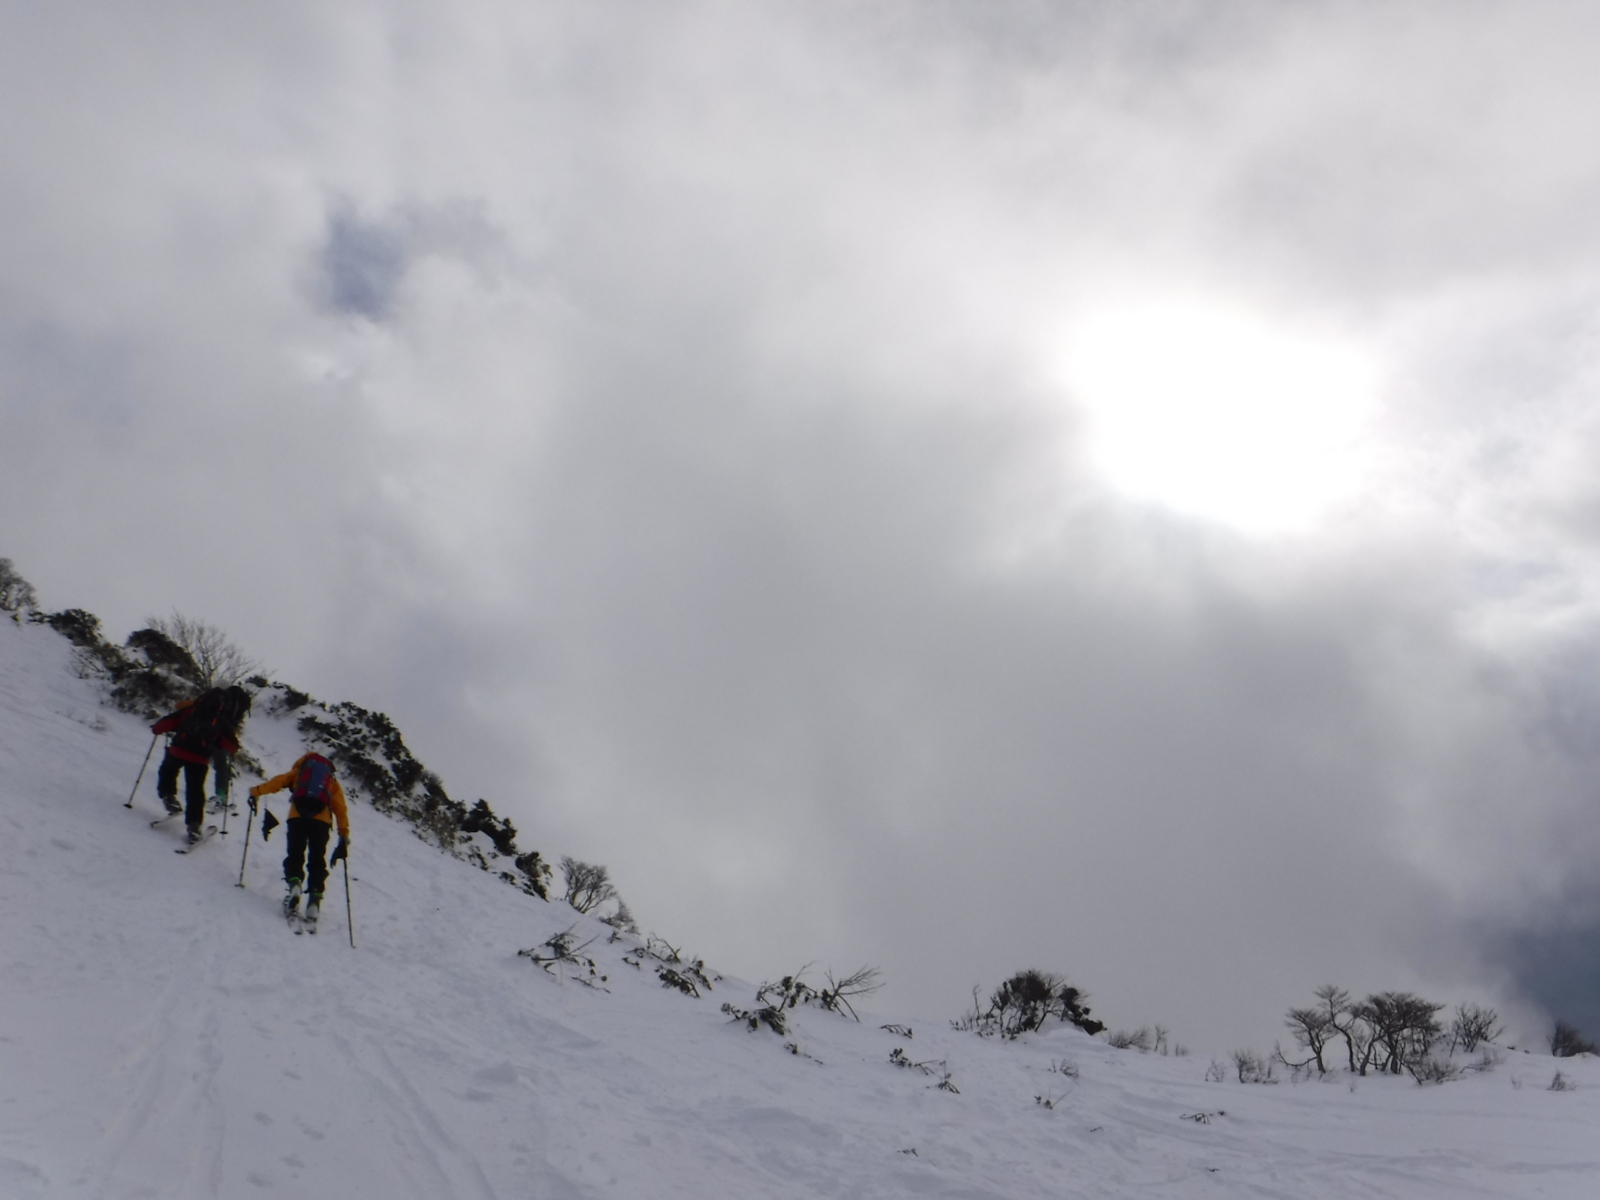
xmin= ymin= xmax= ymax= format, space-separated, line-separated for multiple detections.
xmin=1450 ymin=1004 xmax=1502 ymax=1054
xmin=722 ymin=1000 xmax=788 ymax=1035
xmin=1232 ymin=1049 xmax=1276 ymax=1084
xmin=1408 ymin=1057 xmax=1462 ymax=1085
xmin=144 ymin=612 xmax=260 ymax=687
xmin=758 ymin=971 xmax=821 ymax=1012
xmin=1464 ymin=1048 xmax=1502 ymax=1074
xmin=1550 ymin=1021 xmax=1598 ymax=1058
xmin=657 ymin=967 xmax=704 ymax=997
xmin=819 ymin=967 xmax=884 ymax=1022
xmin=518 ymin=926 xmax=608 ymax=990
xmin=1549 ymin=1070 xmax=1576 ymax=1092
xmin=1204 ymin=1058 xmax=1228 ymax=1083
xmin=888 ymin=1048 xmax=958 ymax=1092
xmin=1107 ymin=1028 xmax=1153 ymax=1051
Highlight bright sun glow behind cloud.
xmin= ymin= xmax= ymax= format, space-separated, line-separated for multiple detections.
xmin=1060 ymin=299 xmax=1379 ymax=534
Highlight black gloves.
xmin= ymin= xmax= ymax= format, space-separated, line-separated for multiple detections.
xmin=330 ymin=837 xmax=349 ymax=864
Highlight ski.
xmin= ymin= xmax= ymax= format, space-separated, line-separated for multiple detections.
xmin=150 ymin=812 xmax=183 ymax=828
xmin=174 ymin=825 xmax=219 ymax=854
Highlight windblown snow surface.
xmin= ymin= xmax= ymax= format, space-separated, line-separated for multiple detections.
xmin=2 ymin=617 xmax=1598 ymax=1200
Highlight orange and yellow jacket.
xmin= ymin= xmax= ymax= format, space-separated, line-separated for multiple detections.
xmin=249 ymin=754 xmax=351 ymax=838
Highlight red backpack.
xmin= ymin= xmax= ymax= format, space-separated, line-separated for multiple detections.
xmin=291 ymin=754 xmax=336 ymax=817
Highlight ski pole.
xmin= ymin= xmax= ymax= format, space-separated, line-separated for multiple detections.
xmin=236 ymin=801 xmax=256 ymax=887
xmin=215 ymin=754 xmax=233 ymax=836
xmin=124 ymin=734 xmax=159 ymax=809
xmin=344 ymin=855 xmax=355 ymax=949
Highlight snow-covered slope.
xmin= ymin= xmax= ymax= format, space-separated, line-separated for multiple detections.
xmin=2 ymin=616 xmax=1598 ymax=1200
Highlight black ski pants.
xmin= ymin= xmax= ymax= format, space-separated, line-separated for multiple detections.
xmin=156 ymin=753 xmax=210 ymax=829
xmin=283 ymin=817 xmax=332 ymax=896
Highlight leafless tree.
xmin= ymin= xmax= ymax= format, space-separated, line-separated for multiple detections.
xmin=144 ymin=611 xmax=260 ymax=687
xmin=560 ymin=856 xmax=617 ymax=914
xmin=1550 ymin=1021 xmax=1598 ymax=1058
xmin=1284 ymin=1004 xmax=1337 ymax=1074
xmin=1312 ymin=985 xmax=1378 ymax=1074
xmin=1359 ymin=992 xmax=1443 ymax=1075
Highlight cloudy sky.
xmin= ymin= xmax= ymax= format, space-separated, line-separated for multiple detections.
xmin=7 ymin=0 xmax=1600 ymax=1050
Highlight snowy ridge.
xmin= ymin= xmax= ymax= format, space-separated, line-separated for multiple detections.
xmin=2 ymin=615 xmax=1598 ymax=1199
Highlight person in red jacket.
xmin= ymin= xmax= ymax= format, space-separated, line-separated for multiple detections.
xmin=249 ymin=753 xmax=351 ymax=926
xmin=150 ymin=686 xmax=250 ymax=843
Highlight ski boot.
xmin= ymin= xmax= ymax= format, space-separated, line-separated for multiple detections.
xmin=282 ymin=879 xmax=303 ymax=921
xmin=185 ymin=824 xmax=204 ymax=845
xmin=162 ymin=793 xmax=183 ymax=817
xmin=304 ymin=893 xmax=322 ymax=934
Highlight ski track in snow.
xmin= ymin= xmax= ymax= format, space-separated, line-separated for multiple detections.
xmin=4 ymin=616 xmax=1600 ymax=1198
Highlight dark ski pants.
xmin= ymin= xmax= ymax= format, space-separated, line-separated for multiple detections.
xmin=156 ymin=753 xmax=210 ymax=828
xmin=283 ymin=817 xmax=332 ymax=896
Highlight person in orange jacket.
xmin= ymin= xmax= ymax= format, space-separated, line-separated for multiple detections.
xmin=150 ymin=686 xmax=250 ymax=843
xmin=249 ymin=752 xmax=351 ymax=925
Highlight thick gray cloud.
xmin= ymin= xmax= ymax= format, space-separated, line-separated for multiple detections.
xmin=5 ymin=0 xmax=1600 ymax=1048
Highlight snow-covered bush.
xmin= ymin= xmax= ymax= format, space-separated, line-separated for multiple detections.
xmin=513 ymin=849 xmax=552 ymax=899
xmin=0 ymin=558 xmax=38 ymax=612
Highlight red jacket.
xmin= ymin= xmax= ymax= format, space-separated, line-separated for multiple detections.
xmin=152 ymin=698 xmax=240 ymax=764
